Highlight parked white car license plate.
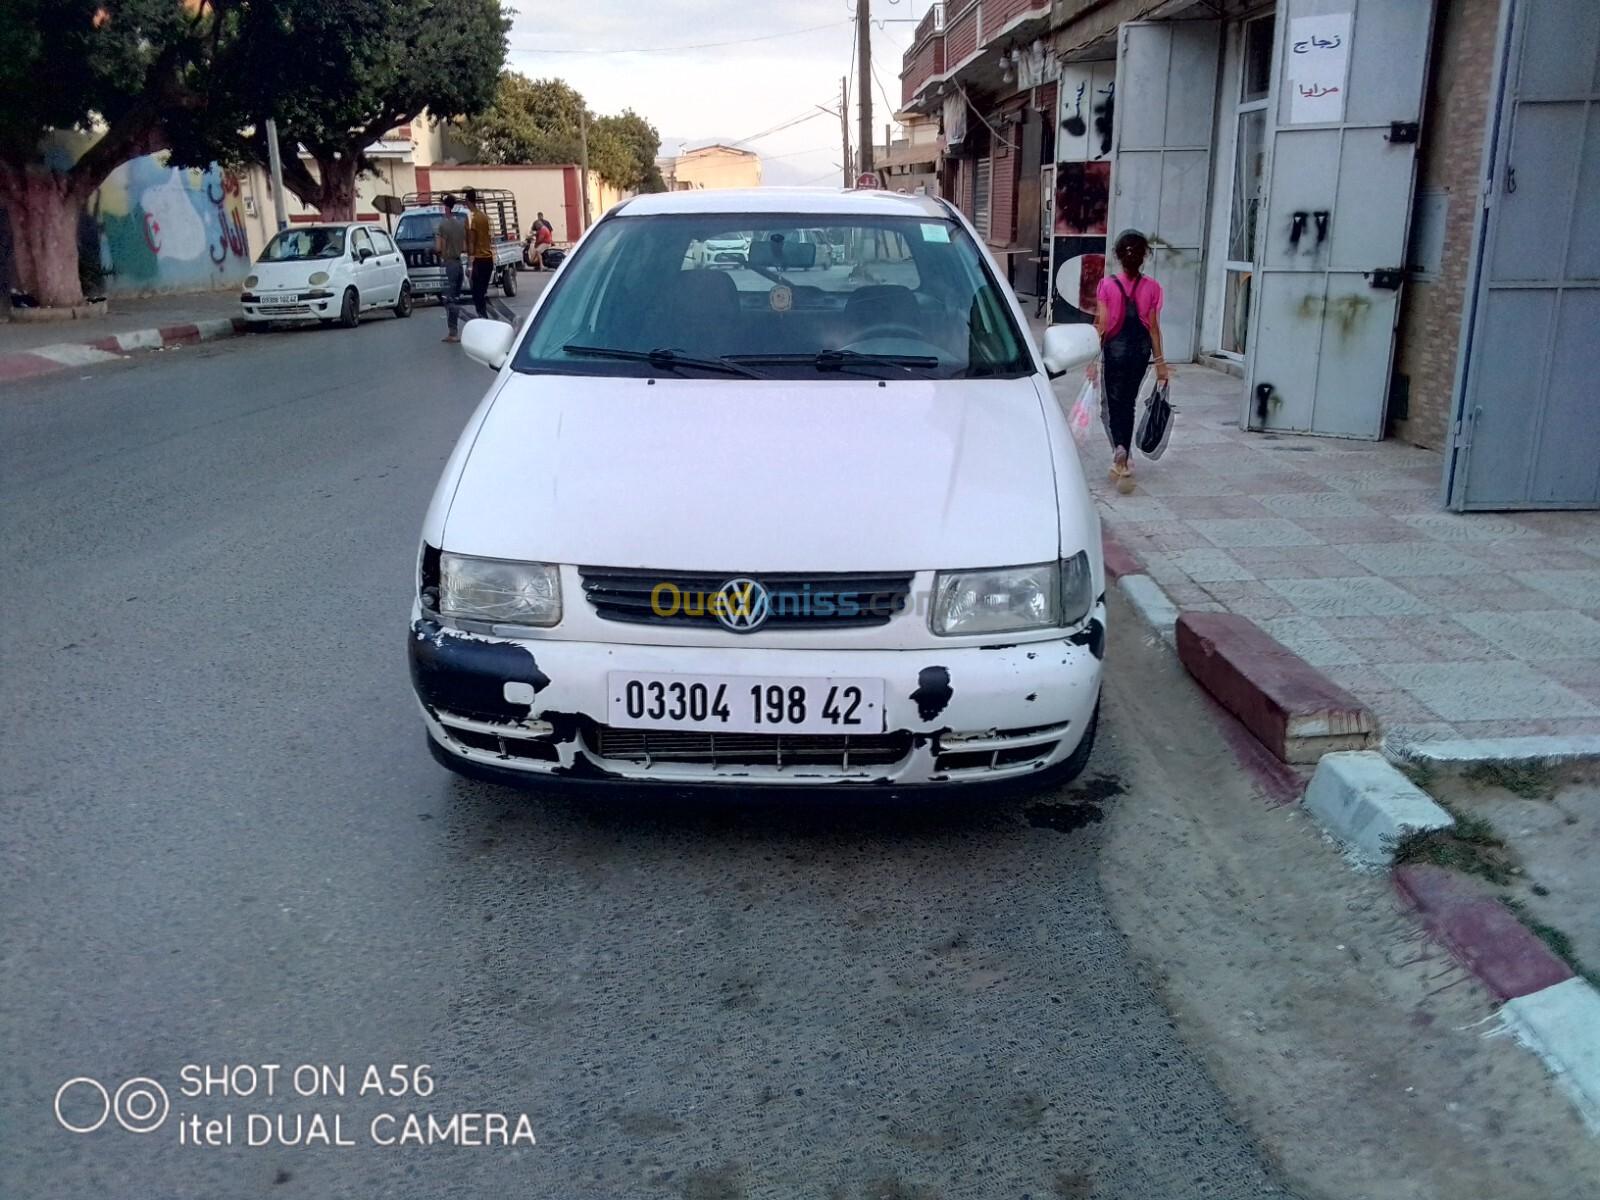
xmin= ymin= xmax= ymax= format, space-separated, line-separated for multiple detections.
xmin=263 ymin=294 xmax=294 ymax=304
xmin=606 ymin=672 xmax=885 ymax=734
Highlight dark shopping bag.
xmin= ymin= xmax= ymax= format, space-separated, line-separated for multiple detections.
xmin=1135 ymin=379 xmax=1174 ymax=460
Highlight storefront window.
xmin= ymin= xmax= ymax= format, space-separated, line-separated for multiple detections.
xmin=1242 ymin=16 xmax=1274 ymax=103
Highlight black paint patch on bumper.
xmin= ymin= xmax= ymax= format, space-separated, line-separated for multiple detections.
xmin=1068 ymin=618 xmax=1105 ymax=660
xmin=909 ymin=665 xmax=953 ymax=721
xmin=409 ymin=619 xmax=550 ymax=723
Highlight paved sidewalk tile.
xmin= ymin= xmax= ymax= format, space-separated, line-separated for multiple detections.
xmin=1057 ymin=362 xmax=1600 ymax=740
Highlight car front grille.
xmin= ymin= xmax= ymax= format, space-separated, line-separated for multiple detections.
xmin=592 ymin=726 xmax=910 ymax=768
xmin=578 ymin=568 xmax=914 ymax=630
xmin=404 ymin=249 xmax=440 ymax=268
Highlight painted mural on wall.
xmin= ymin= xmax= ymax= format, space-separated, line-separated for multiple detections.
xmin=86 ymin=153 xmax=251 ymax=296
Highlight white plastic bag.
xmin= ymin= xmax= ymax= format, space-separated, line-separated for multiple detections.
xmin=1068 ymin=377 xmax=1097 ymax=446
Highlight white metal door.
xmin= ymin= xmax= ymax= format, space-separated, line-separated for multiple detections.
xmin=1109 ymin=20 xmax=1221 ymax=363
xmin=1447 ymin=0 xmax=1600 ymax=509
xmin=1243 ymin=0 xmax=1436 ymax=438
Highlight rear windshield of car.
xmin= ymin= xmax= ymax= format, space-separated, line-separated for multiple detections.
xmin=511 ymin=211 xmax=1032 ymax=380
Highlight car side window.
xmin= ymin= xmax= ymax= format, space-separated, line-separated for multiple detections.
xmin=370 ymin=230 xmax=395 ymax=255
xmin=352 ymin=228 xmax=374 ymax=259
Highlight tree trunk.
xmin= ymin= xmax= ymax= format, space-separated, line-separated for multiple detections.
xmin=0 ymin=165 xmax=86 ymax=309
xmin=316 ymin=156 xmax=359 ymax=221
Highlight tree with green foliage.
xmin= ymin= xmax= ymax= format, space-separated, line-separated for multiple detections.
xmin=457 ymin=73 xmax=587 ymax=167
xmin=0 ymin=0 xmax=252 ymax=308
xmin=236 ymin=0 xmax=510 ymax=221
xmin=590 ymin=111 xmax=667 ymax=193
xmin=460 ymin=74 xmax=666 ymax=193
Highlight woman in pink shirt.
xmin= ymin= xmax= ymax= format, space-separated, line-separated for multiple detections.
xmin=1086 ymin=229 xmax=1171 ymax=493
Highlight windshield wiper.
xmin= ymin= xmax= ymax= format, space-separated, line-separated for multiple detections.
xmin=560 ymin=343 xmax=764 ymax=379
xmin=727 ymin=349 xmax=940 ymax=375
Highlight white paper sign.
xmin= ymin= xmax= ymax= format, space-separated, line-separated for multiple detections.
xmin=1286 ymin=14 xmax=1352 ymax=124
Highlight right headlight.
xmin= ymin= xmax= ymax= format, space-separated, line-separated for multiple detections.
xmin=930 ymin=551 xmax=1094 ymax=637
xmin=244 ymin=274 xmax=259 ymax=288
xmin=439 ymin=554 xmax=562 ymax=627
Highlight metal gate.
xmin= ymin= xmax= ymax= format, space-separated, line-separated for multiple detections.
xmin=1243 ymin=0 xmax=1436 ymax=438
xmin=1109 ymin=20 xmax=1221 ymax=364
xmin=1446 ymin=0 xmax=1600 ymax=510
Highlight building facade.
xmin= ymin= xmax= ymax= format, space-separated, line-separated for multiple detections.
xmin=903 ymin=0 xmax=1599 ymax=510
xmin=656 ymin=145 xmax=762 ymax=191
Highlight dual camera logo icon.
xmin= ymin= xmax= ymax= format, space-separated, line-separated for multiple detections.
xmin=54 ymin=1076 xmax=170 ymax=1134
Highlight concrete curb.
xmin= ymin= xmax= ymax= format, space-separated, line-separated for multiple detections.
xmin=1304 ymin=751 xmax=1453 ymax=866
xmin=1396 ymin=863 xmax=1600 ymax=1134
xmin=0 ymin=317 xmax=244 ymax=385
xmin=1384 ymin=734 xmax=1600 ymax=770
xmin=1117 ymin=574 xmax=1179 ymax=643
xmin=1175 ymin=612 xmax=1377 ymax=763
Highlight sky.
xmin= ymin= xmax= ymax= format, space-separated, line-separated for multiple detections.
xmin=504 ymin=0 xmax=925 ymax=187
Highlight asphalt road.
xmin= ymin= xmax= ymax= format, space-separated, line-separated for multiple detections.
xmin=0 ymin=288 xmax=1292 ymax=1199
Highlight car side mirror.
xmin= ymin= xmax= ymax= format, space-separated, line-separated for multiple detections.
xmin=1041 ymin=324 xmax=1099 ymax=379
xmin=461 ymin=319 xmax=515 ymax=370
xmin=357 ymin=247 xmax=373 ymax=262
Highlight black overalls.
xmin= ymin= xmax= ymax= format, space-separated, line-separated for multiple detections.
xmin=1101 ymin=276 xmax=1152 ymax=452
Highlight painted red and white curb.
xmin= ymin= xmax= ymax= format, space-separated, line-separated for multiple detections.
xmin=1106 ymin=528 xmax=1600 ymax=1134
xmin=1397 ymin=865 xmax=1600 ymax=1133
xmin=0 ymin=317 xmax=243 ymax=385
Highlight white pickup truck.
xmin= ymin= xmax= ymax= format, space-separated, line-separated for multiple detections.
xmin=394 ymin=189 xmax=523 ymax=301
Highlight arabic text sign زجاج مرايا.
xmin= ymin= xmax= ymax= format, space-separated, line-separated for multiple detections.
xmin=1286 ymin=13 xmax=1352 ymax=125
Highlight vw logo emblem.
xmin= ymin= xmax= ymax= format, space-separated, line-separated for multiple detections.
xmin=714 ymin=578 xmax=770 ymax=632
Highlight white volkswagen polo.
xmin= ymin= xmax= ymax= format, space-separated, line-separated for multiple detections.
xmin=410 ymin=188 xmax=1103 ymax=788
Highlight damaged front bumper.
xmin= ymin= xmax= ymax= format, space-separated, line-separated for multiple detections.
xmin=408 ymin=605 xmax=1104 ymax=787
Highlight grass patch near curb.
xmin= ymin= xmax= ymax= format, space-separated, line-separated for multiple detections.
xmin=1392 ymin=813 xmax=1518 ymax=886
xmin=1503 ymin=897 xmax=1600 ymax=990
xmin=1462 ymin=760 xmax=1558 ymax=801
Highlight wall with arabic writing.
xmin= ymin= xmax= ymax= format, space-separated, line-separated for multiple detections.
xmin=86 ymin=153 xmax=251 ymax=296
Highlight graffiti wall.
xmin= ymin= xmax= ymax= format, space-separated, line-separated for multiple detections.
xmin=87 ymin=153 xmax=251 ymax=296
xmin=39 ymin=134 xmax=253 ymax=297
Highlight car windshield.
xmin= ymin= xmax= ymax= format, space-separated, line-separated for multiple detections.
xmin=395 ymin=212 xmax=453 ymax=242
xmin=259 ymin=227 xmax=346 ymax=261
xmin=513 ymin=211 xmax=1032 ymax=379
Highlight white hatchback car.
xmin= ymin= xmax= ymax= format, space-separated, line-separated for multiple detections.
xmin=411 ymin=188 xmax=1103 ymax=789
xmin=240 ymin=222 xmax=412 ymax=328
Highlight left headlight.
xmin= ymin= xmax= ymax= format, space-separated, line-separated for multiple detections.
xmin=308 ymin=271 xmax=330 ymax=286
xmin=931 ymin=551 xmax=1094 ymax=637
xmin=439 ymin=554 xmax=562 ymax=627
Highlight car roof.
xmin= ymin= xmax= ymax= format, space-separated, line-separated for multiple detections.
xmin=274 ymin=222 xmax=360 ymax=232
xmin=617 ymin=187 xmax=949 ymax=220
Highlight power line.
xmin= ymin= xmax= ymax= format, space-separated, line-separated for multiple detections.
xmin=509 ymin=20 xmax=849 ymax=56
xmin=729 ymin=108 xmax=830 ymax=147
xmin=759 ymin=144 xmax=838 ymax=161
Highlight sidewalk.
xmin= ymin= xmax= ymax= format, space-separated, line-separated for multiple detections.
xmin=1 ymin=290 xmax=243 ymax=382
xmin=1057 ymin=361 xmax=1600 ymax=745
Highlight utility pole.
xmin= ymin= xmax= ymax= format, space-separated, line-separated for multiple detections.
xmin=264 ymin=118 xmax=288 ymax=232
xmin=578 ymin=108 xmax=592 ymax=231
xmin=839 ymin=77 xmax=852 ymax=188
xmin=856 ymin=0 xmax=873 ymax=175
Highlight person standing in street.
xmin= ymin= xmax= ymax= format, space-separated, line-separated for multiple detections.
xmin=1086 ymin=228 xmax=1170 ymax=494
xmin=434 ymin=194 xmax=467 ymax=343
xmin=529 ymin=211 xmax=554 ymax=271
xmin=463 ymin=187 xmax=494 ymax=321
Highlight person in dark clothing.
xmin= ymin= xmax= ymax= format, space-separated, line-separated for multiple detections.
xmin=463 ymin=187 xmax=494 ymax=319
xmin=434 ymin=194 xmax=467 ymax=342
xmin=1086 ymin=229 xmax=1170 ymax=493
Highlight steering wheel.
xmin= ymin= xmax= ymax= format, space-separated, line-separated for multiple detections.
xmin=845 ymin=322 xmax=930 ymax=347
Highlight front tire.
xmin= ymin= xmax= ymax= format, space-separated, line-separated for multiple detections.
xmin=338 ymin=287 xmax=359 ymax=328
xmin=393 ymin=281 xmax=413 ymax=318
xmin=499 ymin=266 xmax=518 ymax=297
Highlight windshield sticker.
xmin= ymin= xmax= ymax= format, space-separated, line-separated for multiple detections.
xmin=768 ymin=284 xmax=793 ymax=313
xmin=920 ymin=222 xmax=951 ymax=244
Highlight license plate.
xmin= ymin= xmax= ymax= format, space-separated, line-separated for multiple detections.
xmin=263 ymin=294 xmax=295 ymax=304
xmin=607 ymin=672 xmax=885 ymax=734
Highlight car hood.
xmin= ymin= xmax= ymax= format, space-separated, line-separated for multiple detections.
xmin=441 ymin=374 xmax=1062 ymax=572
xmin=250 ymin=259 xmax=339 ymax=289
